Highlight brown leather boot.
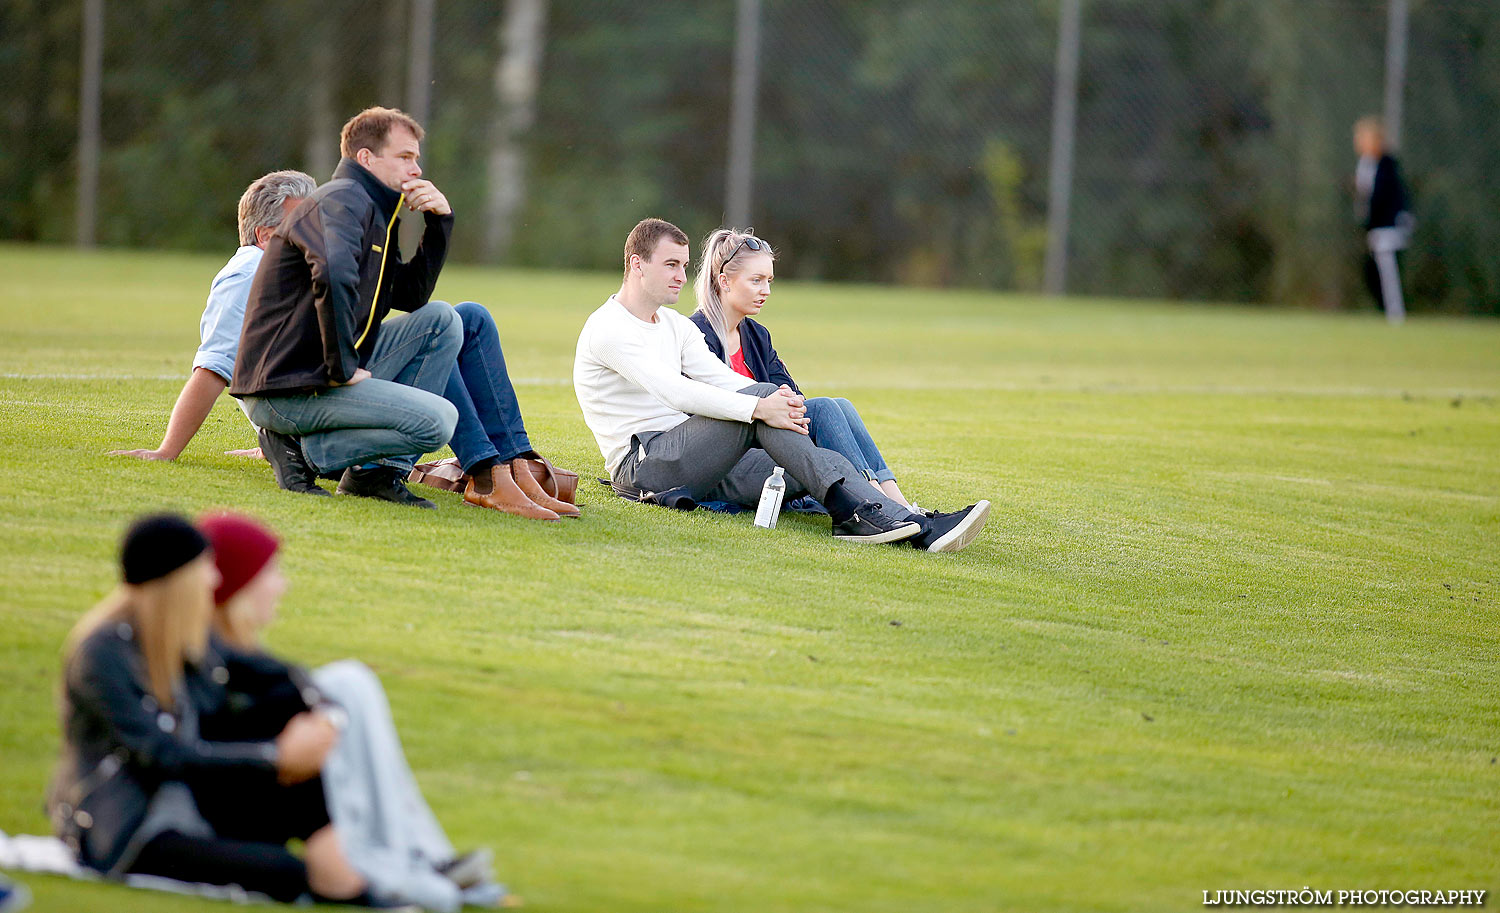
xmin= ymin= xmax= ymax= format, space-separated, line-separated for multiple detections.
xmin=464 ymin=465 xmax=559 ymax=521
xmin=516 ymin=454 xmax=578 ymax=504
xmin=511 ymin=460 xmax=580 ymax=517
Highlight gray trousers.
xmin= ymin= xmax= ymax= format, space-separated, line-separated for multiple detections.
xmin=615 ymin=382 xmax=874 ymax=509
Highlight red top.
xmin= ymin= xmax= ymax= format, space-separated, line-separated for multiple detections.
xmin=729 ymin=348 xmax=754 ymax=379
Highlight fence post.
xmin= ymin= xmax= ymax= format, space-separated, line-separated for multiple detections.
xmin=485 ymin=0 xmax=548 ymax=260
xmin=76 ymin=0 xmax=103 ymax=248
xmin=1383 ymin=0 xmax=1409 ymax=151
xmin=407 ymin=0 xmax=435 ymax=124
xmin=724 ymin=0 xmax=761 ymax=229
xmin=1044 ymin=0 xmax=1082 ymax=297
xmin=305 ymin=36 xmax=337 ymax=180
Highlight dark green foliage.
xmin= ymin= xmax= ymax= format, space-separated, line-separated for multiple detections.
xmin=3 ymin=0 xmax=1497 ymax=312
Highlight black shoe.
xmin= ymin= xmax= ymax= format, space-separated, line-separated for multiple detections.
xmin=831 ymin=501 xmax=922 ymax=544
xmin=336 ymin=466 xmax=437 ymax=509
xmin=257 ymin=429 xmax=331 ymax=495
xmin=911 ymin=500 xmax=991 ymax=553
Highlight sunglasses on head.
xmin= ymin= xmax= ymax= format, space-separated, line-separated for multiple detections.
xmin=720 ymin=235 xmax=766 ymax=273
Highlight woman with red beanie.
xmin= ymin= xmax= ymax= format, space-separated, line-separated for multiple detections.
xmin=196 ymin=513 xmax=504 ymax=910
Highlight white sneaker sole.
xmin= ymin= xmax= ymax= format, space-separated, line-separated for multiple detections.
xmin=834 ymin=520 xmax=923 ymax=544
xmin=926 ymin=499 xmax=992 ymax=553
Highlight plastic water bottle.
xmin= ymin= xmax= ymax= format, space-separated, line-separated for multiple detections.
xmin=754 ymin=466 xmax=787 ymax=529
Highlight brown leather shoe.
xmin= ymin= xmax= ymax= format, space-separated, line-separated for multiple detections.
xmin=511 ymin=460 xmax=580 ymax=517
xmin=464 ymin=465 xmax=559 ymax=521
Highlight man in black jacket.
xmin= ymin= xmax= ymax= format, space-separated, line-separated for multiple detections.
xmin=1354 ymin=117 xmax=1413 ymax=324
xmin=231 ymin=107 xmax=461 ymax=506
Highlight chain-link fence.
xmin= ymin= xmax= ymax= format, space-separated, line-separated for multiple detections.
xmin=4 ymin=0 xmax=1496 ymax=313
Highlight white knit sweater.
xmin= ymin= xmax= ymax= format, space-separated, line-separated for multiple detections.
xmin=573 ymin=296 xmax=760 ymax=476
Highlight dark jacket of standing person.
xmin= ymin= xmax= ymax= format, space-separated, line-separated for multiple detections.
xmin=1359 ymin=154 xmax=1408 ymax=231
xmin=50 ymin=627 xmax=280 ymax=874
xmin=230 ymin=158 xmax=454 ymax=397
xmin=688 ymin=311 xmax=801 ymax=395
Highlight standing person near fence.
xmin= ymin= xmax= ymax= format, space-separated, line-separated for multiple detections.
xmin=1353 ymin=117 xmax=1413 ymax=324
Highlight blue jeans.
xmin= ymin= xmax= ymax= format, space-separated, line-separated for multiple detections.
xmin=243 ymin=302 xmax=461 ymax=474
xmin=445 ymin=301 xmax=534 ymax=471
xmin=804 ymin=396 xmax=895 ymax=484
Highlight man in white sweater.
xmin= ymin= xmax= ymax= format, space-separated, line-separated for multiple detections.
xmin=573 ymin=219 xmax=990 ymax=551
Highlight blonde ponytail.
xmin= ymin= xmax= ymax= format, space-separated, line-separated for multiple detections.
xmin=691 ymin=227 xmax=775 ymax=356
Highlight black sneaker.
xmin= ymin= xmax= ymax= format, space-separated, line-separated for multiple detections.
xmin=257 ymin=428 xmax=331 ymax=495
xmin=911 ymin=500 xmax=991 ymax=553
xmin=832 ymin=501 xmax=923 ymax=544
xmin=336 ymin=466 xmax=437 ymax=509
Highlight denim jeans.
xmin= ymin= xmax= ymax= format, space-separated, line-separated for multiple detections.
xmin=444 ymin=301 xmax=534 ymax=471
xmin=804 ymin=396 xmax=895 ymax=483
xmin=242 ymin=302 xmax=461 ymax=474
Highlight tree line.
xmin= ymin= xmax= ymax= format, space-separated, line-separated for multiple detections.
xmin=3 ymin=0 xmax=1496 ymax=313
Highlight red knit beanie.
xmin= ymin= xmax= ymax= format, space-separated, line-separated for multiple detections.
xmin=197 ymin=513 xmax=280 ymax=607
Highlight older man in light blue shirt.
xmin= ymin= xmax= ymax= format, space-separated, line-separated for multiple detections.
xmin=191 ymin=245 xmax=266 ymax=384
xmin=109 ymin=171 xmax=316 ymax=461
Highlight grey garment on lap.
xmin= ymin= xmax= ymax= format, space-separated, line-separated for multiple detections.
xmin=615 ymin=382 xmax=882 ymax=510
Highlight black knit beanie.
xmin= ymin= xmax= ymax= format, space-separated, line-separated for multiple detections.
xmin=120 ymin=513 xmax=210 ymax=585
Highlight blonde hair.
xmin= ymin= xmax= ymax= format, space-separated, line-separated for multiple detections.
xmin=213 ymin=592 xmax=262 ymax=653
xmin=691 ymin=228 xmax=775 ymax=354
xmin=63 ymin=559 xmax=215 ymax=711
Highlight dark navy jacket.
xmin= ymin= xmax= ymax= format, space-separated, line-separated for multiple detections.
xmin=1361 ymin=154 xmax=1409 ymax=230
xmin=688 ymin=311 xmax=801 ymax=395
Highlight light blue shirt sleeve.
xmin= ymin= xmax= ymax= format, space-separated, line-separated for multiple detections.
xmin=191 ymin=246 xmax=263 ymax=383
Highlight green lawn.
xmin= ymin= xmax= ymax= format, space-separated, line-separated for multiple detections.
xmin=0 ymin=243 xmax=1495 ymax=912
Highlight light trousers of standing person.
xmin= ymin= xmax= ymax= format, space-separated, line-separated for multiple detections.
xmin=1368 ymin=225 xmax=1410 ymax=325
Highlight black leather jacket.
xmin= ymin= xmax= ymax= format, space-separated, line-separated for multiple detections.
xmin=199 ymin=637 xmax=323 ymax=743
xmin=49 ymin=621 xmax=282 ymax=874
xmin=230 ymin=158 xmax=454 ymax=396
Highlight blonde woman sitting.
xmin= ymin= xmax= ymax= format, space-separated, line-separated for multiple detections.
xmin=689 ymin=228 xmax=990 ymax=548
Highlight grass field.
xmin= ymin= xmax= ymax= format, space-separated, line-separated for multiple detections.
xmin=1 ymin=242 xmax=1496 ymax=912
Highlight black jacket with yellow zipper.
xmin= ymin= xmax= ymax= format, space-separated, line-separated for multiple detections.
xmin=229 ymin=157 xmax=453 ymax=397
